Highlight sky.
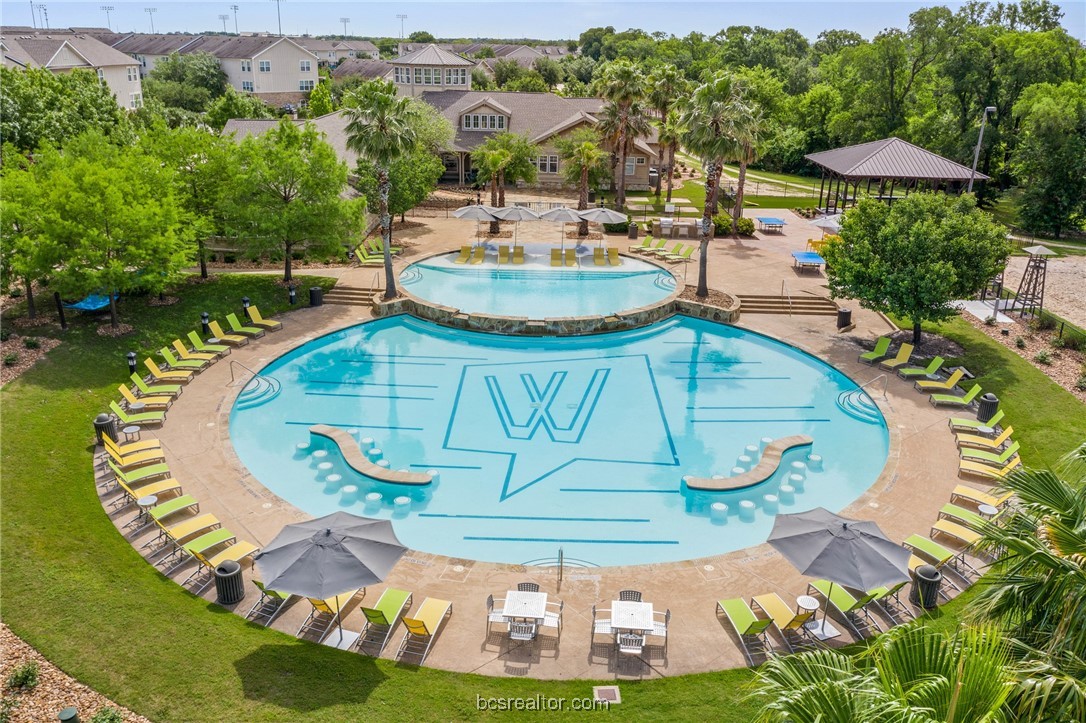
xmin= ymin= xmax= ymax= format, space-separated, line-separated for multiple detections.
xmin=2 ymin=0 xmax=1083 ymax=42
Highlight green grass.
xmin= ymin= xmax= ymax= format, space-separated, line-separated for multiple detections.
xmin=628 ymin=183 xmax=817 ymax=213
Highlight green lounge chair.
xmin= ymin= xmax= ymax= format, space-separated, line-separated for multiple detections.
xmin=368 ymin=237 xmax=401 ymax=255
xmin=930 ymin=383 xmax=982 ymax=407
xmin=716 ymin=598 xmax=773 ymax=665
xmin=247 ymin=580 xmax=295 ymax=626
xmin=751 ymin=593 xmax=819 ymax=652
xmin=898 ymin=356 xmax=944 ymax=379
xmin=108 ymin=458 xmax=171 ymax=488
xmin=651 ymin=242 xmax=684 ymax=259
xmin=159 ymin=347 xmax=207 ymax=371
xmin=915 ymin=368 xmax=964 ymax=392
xmin=148 ymin=495 xmax=199 ymax=524
xmin=960 ymin=441 xmax=1019 ymax=466
xmin=358 ymin=587 xmax=413 ymax=654
xmin=806 ymin=580 xmax=883 ymax=638
xmin=352 ymin=243 xmax=384 ymax=267
xmin=878 ymin=343 xmax=914 ymax=371
xmin=866 ymin=581 xmax=912 ymax=624
xmin=628 ymin=236 xmax=652 ymax=253
xmin=948 ymin=409 xmax=1004 ymax=434
xmin=638 ymin=238 xmax=667 ymax=255
xmin=226 ymin=312 xmax=265 ymax=339
xmin=187 ymin=331 xmax=229 ymax=357
xmin=664 ymin=245 xmax=695 ymax=263
xmin=130 ymin=372 xmax=182 ymax=398
xmin=938 ymin=502 xmax=986 ymax=528
xmin=904 ymin=534 xmax=979 ymax=581
xmin=858 ymin=337 xmax=891 ymax=364
xmin=110 ymin=400 xmax=166 ymax=426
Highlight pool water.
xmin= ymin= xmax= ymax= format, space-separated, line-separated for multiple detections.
xmin=229 ymin=315 xmax=889 ymax=567
xmin=399 ymin=248 xmax=676 ymax=318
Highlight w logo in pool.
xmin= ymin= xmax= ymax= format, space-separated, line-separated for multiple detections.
xmin=485 ymin=369 xmax=609 ymax=443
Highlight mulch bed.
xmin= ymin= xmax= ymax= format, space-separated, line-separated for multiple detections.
xmin=96 ymin=323 xmax=134 ymax=338
xmin=147 ymin=295 xmax=179 ymax=307
xmin=0 ymin=332 xmax=61 ymax=387
xmin=679 ymin=285 xmax=736 ymax=309
xmin=565 ymin=230 xmax=604 ymax=241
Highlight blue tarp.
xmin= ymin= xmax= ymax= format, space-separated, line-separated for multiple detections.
xmin=65 ymin=293 xmax=115 ymax=311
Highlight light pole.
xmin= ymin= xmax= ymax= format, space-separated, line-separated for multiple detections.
xmin=100 ymin=5 xmax=114 ymax=31
xmin=271 ymin=0 xmax=282 ymax=36
xmin=396 ymin=13 xmax=407 ymax=39
xmin=230 ymin=4 xmax=238 ymax=33
xmin=218 ymin=13 xmax=229 ymax=32
xmin=340 ymin=17 xmax=349 ymax=36
xmin=37 ymin=3 xmax=48 ymax=29
xmin=968 ymin=106 xmax=997 ymax=193
xmin=144 ymin=6 xmax=157 ymax=33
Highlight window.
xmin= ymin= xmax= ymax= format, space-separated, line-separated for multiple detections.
xmin=445 ymin=68 xmax=466 ymax=85
xmin=258 ymin=60 xmax=271 ymax=72
xmin=127 ymin=67 xmax=138 ymax=82
xmin=394 ymin=67 xmax=403 ymax=83
xmin=96 ymin=68 xmax=105 ymax=82
xmin=242 ymin=80 xmax=254 ymax=92
xmin=299 ymin=79 xmax=315 ymax=91
xmin=241 ymin=60 xmax=251 ymax=72
xmin=300 ymin=60 xmax=311 ymax=72
xmin=625 ymin=158 xmax=641 ymax=176
xmin=636 ymin=157 xmax=646 ymax=165
xmin=413 ymin=67 xmax=422 ymax=84
xmin=531 ymin=156 xmax=559 ymax=173
xmin=129 ymin=92 xmax=143 ymax=109
xmin=461 ymin=113 xmax=507 ymax=131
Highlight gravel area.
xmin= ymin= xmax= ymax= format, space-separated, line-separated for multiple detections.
xmin=0 ymin=332 xmax=61 ymax=387
xmin=0 ymin=624 xmax=149 ymax=723
xmin=1003 ymin=254 xmax=1086 ymax=330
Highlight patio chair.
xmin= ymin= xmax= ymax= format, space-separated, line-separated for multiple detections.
xmin=616 ymin=632 xmax=645 ymax=657
xmin=806 ymin=580 xmax=883 ymax=638
xmin=950 ymin=484 xmax=1013 ymax=509
xmin=358 ymin=588 xmax=412 ymax=653
xmin=879 ymin=343 xmax=914 ymax=371
xmin=618 ymin=589 xmax=642 ymax=602
xmin=550 ymin=248 xmax=562 ymax=267
xmin=453 ymin=245 xmax=471 ymax=264
xmin=247 ymin=306 xmax=283 ymax=332
xmin=716 ymin=598 xmax=773 ymax=665
xmin=368 ymin=238 xmax=401 ymax=256
xmin=159 ymin=347 xmax=207 ymax=371
xmin=104 ymin=439 xmax=165 ymax=471
xmin=915 ymin=369 xmax=965 ymax=392
xmin=187 ymin=331 xmax=230 ymax=357
xmin=131 ymin=372 xmax=182 ymax=398
xmin=904 ymin=534 xmax=980 ymax=581
xmin=608 ymin=247 xmax=621 ymax=265
xmin=103 ymin=434 xmax=162 ymax=459
xmin=486 ymin=594 xmax=507 ymax=636
xmin=564 ymin=249 xmax=577 ymax=267
xmin=512 ymin=246 xmax=525 ymax=264
xmin=171 ymin=339 xmax=216 ymax=363
xmin=397 ymin=598 xmax=453 ymax=662
xmin=650 ymin=608 xmax=671 ymax=653
xmin=858 ymin=337 xmax=891 ymax=364
xmin=144 ymin=357 xmax=194 ymax=383
xmin=110 ymin=400 xmax=166 ymax=426
xmin=542 ymin=600 xmax=563 ymax=638
xmin=931 ymin=519 xmax=982 ymax=549
xmin=113 ymin=472 xmax=181 ymax=505
xmin=469 ymin=246 xmax=485 ymax=264
xmin=118 ymin=385 xmax=172 ymax=411
xmin=226 ymin=312 xmax=265 ymax=339
xmin=938 ymin=502 xmax=987 ymax=528
xmin=151 ymin=513 xmax=223 ymax=562
xmin=628 ymin=236 xmax=652 ymax=253
xmin=593 ymin=247 xmax=606 ymax=266
xmin=297 ymin=589 xmax=360 ymax=642
xmin=351 ymin=242 xmax=384 ymax=267
xmin=650 ymin=242 xmax=683 ymax=259
xmin=751 ymin=593 xmax=818 ymax=653
xmin=146 ymin=495 xmax=199 ymax=526
xmin=931 ymin=384 xmax=982 ymax=408
xmin=664 ymin=246 xmax=695 ymax=263
xmin=909 ymin=553 xmax=953 ymax=598
xmin=636 ymin=238 xmax=667 ymax=255
xmin=960 ymin=441 xmax=1020 ymax=466
xmin=949 ymin=409 xmax=1004 ymax=435
xmin=517 ymin=582 xmax=540 ymax=593
xmin=207 ymin=320 xmax=248 ymax=347
xmin=592 ymin=605 xmax=612 ymax=637
xmin=247 ymin=580 xmax=295 ymax=627
xmin=959 ymin=456 xmax=1021 ymax=480
xmin=509 ymin=621 xmax=537 ymax=642
xmin=866 ymin=582 xmax=913 ymax=624
xmin=497 ymin=245 xmax=511 ymax=264
xmin=956 ymin=426 xmax=1014 ymax=452
xmin=898 ymin=356 xmax=944 ymax=379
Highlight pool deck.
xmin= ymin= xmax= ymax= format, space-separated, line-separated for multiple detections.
xmin=121 ymin=210 xmax=991 ymax=680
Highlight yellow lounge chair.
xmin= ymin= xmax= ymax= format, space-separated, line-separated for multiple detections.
xmin=104 ymin=440 xmax=166 ymax=470
xmin=914 ymin=368 xmax=964 ymax=392
xmin=116 ymin=475 xmax=182 ymax=506
xmin=187 ymin=541 xmax=260 ymax=592
xmin=931 ymin=519 xmax=981 ymax=548
xmin=248 ymin=306 xmax=282 ymax=332
xmin=469 ymin=246 xmax=485 ymax=264
xmin=608 ymin=247 xmax=621 ymax=265
xmin=751 ymin=592 xmax=818 ymax=653
xmin=119 ymin=384 xmax=172 ymax=411
xmin=958 ymin=456 xmax=1021 ymax=480
xmin=956 ymin=425 xmax=1013 ymax=451
xmin=497 ymin=245 xmax=511 ymax=264
xmin=397 ymin=597 xmax=452 ymax=662
xmin=103 ymin=434 xmax=161 ymax=457
xmin=453 ymin=245 xmax=471 ymax=264
xmin=593 ymin=247 xmax=606 ymax=265
xmin=208 ymin=320 xmax=248 ymax=347
xmin=564 ymin=249 xmax=577 ymax=267
xmin=144 ymin=357 xmax=193 ymax=383
xmin=550 ymin=248 xmax=563 ymax=267
xmin=298 ymin=589 xmax=360 ymax=642
xmin=171 ymin=339 xmax=216 ymax=362
xmin=511 ymin=246 xmax=525 ymax=264
xmin=879 ymin=343 xmax=914 ymax=371
xmin=950 ymin=484 xmax=1013 ymax=508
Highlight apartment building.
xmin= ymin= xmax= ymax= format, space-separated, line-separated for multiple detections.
xmin=179 ymin=35 xmax=319 ymax=104
xmin=389 ymin=44 xmax=473 ymax=98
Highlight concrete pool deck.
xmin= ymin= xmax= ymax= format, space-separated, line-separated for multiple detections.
xmin=111 ymin=209 xmax=992 ymax=680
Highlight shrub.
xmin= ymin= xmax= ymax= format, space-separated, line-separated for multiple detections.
xmin=8 ymin=287 xmax=22 ymax=298
xmin=0 ymin=697 xmax=19 ymax=723
xmin=1015 ymin=336 xmax=1026 ymax=349
xmin=1051 ymin=336 xmax=1066 ymax=348
xmin=89 ymin=708 xmax=125 ymax=723
xmin=711 ymin=215 xmax=754 ymax=237
xmin=3 ymin=353 xmax=18 ymax=366
xmin=602 ymin=214 xmax=631 ymax=233
xmin=5 ymin=661 xmax=39 ymax=690
xmin=735 ymin=217 xmax=756 ymax=236
xmin=984 ymin=316 xmax=997 ymax=326
xmin=1035 ymin=349 xmax=1053 ymax=365
xmin=22 ymin=338 xmax=39 ymax=349
xmin=1059 ymin=334 xmax=1083 ymax=351
xmin=1076 ymin=374 xmax=1086 ymax=392
xmin=0 ymin=328 xmax=10 ymax=342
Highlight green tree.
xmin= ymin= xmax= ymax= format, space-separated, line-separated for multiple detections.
xmin=532 ymin=57 xmax=563 ymax=87
xmin=557 ymin=79 xmax=590 ymax=98
xmin=563 ymin=56 xmax=597 ymax=84
xmin=407 ymin=31 xmax=435 ymax=43
xmin=578 ymin=26 xmax=616 ymax=61
xmin=822 ymin=193 xmax=1011 ymax=343
xmin=729 ymin=106 xmax=766 ymax=234
xmin=206 ymin=87 xmax=275 ymax=130
xmin=0 ymin=67 xmax=128 ymax=152
xmin=475 ymin=46 xmax=496 ymax=59
xmin=343 ymin=80 xmax=419 ymax=298
xmin=596 ymin=99 xmax=651 ymax=198
xmin=679 ymin=72 xmax=748 ymax=297
xmin=470 ymin=68 xmax=494 ymax=90
xmin=753 ymin=623 xmax=1014 ymax=722
xmin=595 ymin=60 xmax=647 ymax=208
xmin=491 ymin=59 xmax=523 ymax=87
xmin=646 ymin=63 xmax=689 ymax=199
xmin=229 ymin=119 xmax=362 ymax=283
xmin=556 ymin=129 xmax=607 ymax=236
xmin=144 ymin=51 xmax=228 ymax=112
xmin=307 ymin=81 xmax=334 ymax=117
xmin=474 ymin=146 xmax=512 ymax=234
xmin=0 ymin=153 xmax=57 ymax=318
xmin=656 ymin=111 xmax=683 ymax=203
xmin=504 ymin=71 xmax=548 ymax=93
xmin=35 ymin=133 xmax=191 ymax=328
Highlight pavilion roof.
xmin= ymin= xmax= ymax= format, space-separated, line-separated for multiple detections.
xmin=805 ymin=137 xmax=987 ymax=181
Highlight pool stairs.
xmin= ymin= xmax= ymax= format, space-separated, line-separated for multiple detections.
xmin=325 ymin=284 xmax=381 ymax=307
xmin=736 ymin=294 xmax=837 ymax=316
xmin=523 ymin=555 xmax=599 ymax=569
xmin=835 ymin=388 xmax=883 ymax=424
xmin=235 ymin=374 xmax=281 ymax=410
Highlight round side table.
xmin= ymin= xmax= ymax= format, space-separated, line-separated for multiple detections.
xmin=122 ymin=425 xmax=141 ymax=442
xmin=977 ymin=503 xmax=999 ymax=519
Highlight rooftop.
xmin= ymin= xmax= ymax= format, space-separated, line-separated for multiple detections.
xmin=805 ymin=137 xmax=988 ymax=181
xmin=392 ymin=44 xmax=473 ymax=67
xmin=1 ymin=31 xmax=136 ymax=69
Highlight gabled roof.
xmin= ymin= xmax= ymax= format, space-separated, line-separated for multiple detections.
xmin=392 ymin=44 xmax=472 ymax=67
xmin=805 ymin=137 xmax=987 ymax=181
xmin=223 ymin=112 xmax=358 ymax=166
xmin=111 ymin=33 xmax=200 ymax=56
xmin=330 ymin=58 xmax=393 ymax=80
xmin=529 ymin=110 xmax=595 ymax=144
xmin=337 ymin=39 xmax=378 ymax=53
xmin=0 ymin=32 xmax=136 ymax=68
xmin=180 ymin=35 xmax=317 ymax=61
xmin=459 ymin=96 xmax=512 ymax=116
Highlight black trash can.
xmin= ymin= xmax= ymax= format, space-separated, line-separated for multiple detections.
xmin=309 ymin=286 xmax=323 ymax=307
xmin=628 ymin=222 xmax=638 ymax=240
xmin=588 ymin=190 xmax=596 ymax=204
xmin=978 ymin=393 xmax=999 ymax=423
xmin=214 ymin=560 xmax=245 ymax=605
xmin=909 ymin=564 xmax=942 ymax=610
xmin=93 ymin=413 xmax=118 ymax=444
xmin=836 ymin=308 xmax=853 ymax=330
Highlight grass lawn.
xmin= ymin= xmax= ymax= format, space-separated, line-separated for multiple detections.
xmin=628 ymin=183 xmax=817 ymax=214
xmin=1 ymin=274 xmax=1080 ymax=721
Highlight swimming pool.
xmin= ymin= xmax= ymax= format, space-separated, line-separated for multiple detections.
xmin=229 ymin=315 xmax=889 ymax=567
xmin=399 ymin=247 xmax=676 ymax=318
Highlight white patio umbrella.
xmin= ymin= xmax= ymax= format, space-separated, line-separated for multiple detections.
xmin=539 ymin=207 xmax=583 ymax=253
xmin=490 ymin=205 xmax=540 ymax=248
xmin=810 ymin=213 xmax=843 ymax=237
xmin=452 ymin=204 xmax=499 ymax=245
xmin=578 ymin=207 xmax=631 ymax=249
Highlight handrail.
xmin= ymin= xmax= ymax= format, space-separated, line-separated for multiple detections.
xmin=371 ymin=270 xmax=381 ymax=291
xmin=228 ymin=359 xmax=262 ymax=386
xmin=857 ymin=374 xmax=889 ymax=400
xmin=781 ymin=280 xmax=792 ymax=317
xmin=557 ymin=546 xmax=564 ymax=590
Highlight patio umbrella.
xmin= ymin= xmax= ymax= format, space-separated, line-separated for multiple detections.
xmin=255 ymin=511 xmax=407 ymax=645
xmin=809 ymin=213 xmax=843 ymax=237
xmin=767 ymin=507 xmax=911 ymax=637
xmin=578 ymin=207 xmax=629 ymax=224
xmin=452 ymin=204 xmax=499 ymax=245
xmin=539 ymin=207 xmax=583 ymax=253
xmin=490 ymin=205 xmax=540 ymax=248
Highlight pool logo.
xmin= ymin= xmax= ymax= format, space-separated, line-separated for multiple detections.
xmin=445 ymin=355 xmax=678 ymax=500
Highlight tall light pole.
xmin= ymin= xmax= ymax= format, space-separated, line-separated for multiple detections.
xmin=396 ymin=13 xmax=407 ymax=39
xmin=218 ymin=13 xmax=229 ymax=32
xmin=144 ymin=6 xmax=157 ymax=33
xmin=271 ymin=0 xmax=282 ymax=36
xmin=968 ymin=106 xmax=997 ymax=193
xmin=340 ymin=17 xmax=349 ymax=36
xmin=100 ymin=5 xmax=114 ymax=31
xmin=30 ymin=0 xmax=37 ymax=28
xmin=230 ymin=4 xmax=238 ymax=34
xmin=37 ymin=3 xmax=49 ymax=29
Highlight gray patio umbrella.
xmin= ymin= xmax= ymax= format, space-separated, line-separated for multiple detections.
xmin=810 ymin=213 xmax=843 ymax=236
xmin=490 ymin=205 xmax=540 ymax=248
xmin=452 ymin=204 xmax=499 ymax=245
xmin=539 ymin=207 xmax=583 ymax=252
xmin=255 ymin=511 xmax=407 ymax=643
xmin=578 ymin=207 xmax=629 ymax=224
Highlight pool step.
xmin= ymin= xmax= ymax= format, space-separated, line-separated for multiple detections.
xmin=836 ymin=388 xmax=883 ymax=424
xmin=324 ymin=285 xmax=380 ymax=307
xmin=736 ymin=294 xmax=838 ymax=316
xmin=522 ymin=555 xmax=600 ymax=569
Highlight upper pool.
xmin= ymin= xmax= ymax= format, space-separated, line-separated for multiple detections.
xmin=229 ymin=315 xmax=890 ymax=567
xmin=399 ymin=246 xmax=676 ymax=318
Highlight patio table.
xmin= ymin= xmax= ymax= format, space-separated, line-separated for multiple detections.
xmin=791 ymin=251 xmax=825 ymax=272
xmin=502 ymin=590 xmax=548 ymax=622
xmin=611 ymin=600 xmax=654 ymax=633
xmin=756 ymin=216 xmax=787 ymax=233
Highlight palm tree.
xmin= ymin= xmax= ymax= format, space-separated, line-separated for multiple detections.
xmin=595 ymin=60 xmax=646 ymax=209
xmin=677 ymin=72 xmax=748 ymax=297
xmin=971 ymin=442 xmax=1086 ymax=721
xmin=343 ymin=80 xmax=417 ymax=299
xmin=474 ymin=146 xmax=511 ymax=234
xmin=558 ymin=134 xmax=607 ymax=236
xmin=730 ymin=106 xmax=765 ymax=235
xmin=753 ymin=623 xmax=1015 ymax=722
xmin=597 ymin=100 xmax=651 ymax=201
xmin=646 ymin=64 xmax=688 ymax=199
xmin=656 ymin=110 xmax=684 ymax=203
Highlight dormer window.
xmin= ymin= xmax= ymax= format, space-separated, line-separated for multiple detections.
xmin=462 ymin=113 xmax=506 ymax=131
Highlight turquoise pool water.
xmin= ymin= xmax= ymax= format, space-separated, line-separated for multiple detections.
xmin=399 ymin=247 xmax=676 ymax=318
xmin=229 ymin=315 xmax=889 ymax=567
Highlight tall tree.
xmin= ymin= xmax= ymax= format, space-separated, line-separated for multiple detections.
xmin=230 ymin=119 xmax=362 ymax=283
xmin=144 ymin=51 xmax=228 ymax=112
xmin=822 ymin=193 xmax=1011 ymax=343
xmin=679 ymin=72 xmax=748 ymax=297
xmin=646 ymin=64 xmax=689 ymax=199
xmin=473 ymin=147 xmax=512 ymax=234
xmin=656 ymin=111 xmax=684 ymax=203
xmin=473 ymin=132 xmax=539 ymax=231
xmin=729 ymin=106 xmax=765 ymax=235
xmin=556 ymin=128 xmax=607 ymax=235
xmin=0 ymin=154 xmax=57 ymax=319
xmin=595 ymin=60 xmax=647 ymax=208
xmin=307 ymin=81 xmax=334 ymax=117
xmin=343 ymin=80 xmax=419 ymax=298
xmin=596 ymin=100 xmax=651 ymax=198
xmin=206 ymin=87 xmax=275 ymax=130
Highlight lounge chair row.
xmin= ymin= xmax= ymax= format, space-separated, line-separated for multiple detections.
xmin=629 ymin=236 xmax=696 ymax=263
xmin=353 ymin=238 xmax=402 ymax=267
xmin=453 ymin=244 xmax=526 ymax=265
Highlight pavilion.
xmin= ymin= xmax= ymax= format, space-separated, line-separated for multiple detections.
xmin=805 ymin=137 xmax=987 ymax=213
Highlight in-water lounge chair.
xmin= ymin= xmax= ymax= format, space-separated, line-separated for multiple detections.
xmin=131 ymin=372 xmax=182 ymax=398
xmin=858 ymin=337 xmax=891 ymax=364
xmin=608 ymin=247 xmax=621 ymax=265
xmin=119 ymin=384 xmax=172 ymax=411
xmin=187 ymin=331 xmax=229 ymax=357
xmin=159 ymin=347 xmax=207 ymax=371
xmin=959 ymin=456 xmax=1021 ymax=480
xmin=806 ymin=580 xmax=883 ymax=638
xmin=915 ymin=368 xmax=964 ymax=392
xmin=171 ymin=339 xmax=216 ymax=362
xmin=496 ymin=245 xmax=511 ymax=264
xmin=110 ymin=399 xmax=166 ymax=426
xmin=469 ymin=246 xmax=485 ymax=265
xmin=751 ymin=593 xmax=818 ymax=653
xmin=144 ymin=357 xmax=194 ymax=383
xmin=716 ymin=598 xmax=773 ymax=665
xmin=226 ymin=313 xmax=265 ymax=339
xmin=397 ymin=598 xmax=453 ymax=663
xmin=511 ymin=246 xmax=525 ymax=264
xmin=357 ymin=587 xmax=413 ymax=654
xmin=950 ymin=484 xmax=1013 ymax=509
xmin=208 ymin=320 xmax=248 ymax=347
xmin=930 ymin=384 xmax=982 ymax=407
xmin=879 ymin=343 xmax=914 ymax=371
xmin=298 ymin=590 xmax=360 ymax=643
xmin=898 ymin=356 xmax=944 ymax=379
xmin=960 ymin=441 xmax=1019 ymax=466
xmin=956 ymin=426 xmax=1014 ymax=451
xmin=550 ymin=248 xmax=563 ymax=267
xmin=949 ymin=409 xmax=1004 ymax=434
xmin=453 ymin=245 xmax=471 ymax=264
xmin=564 ymin=249 xmax=577 ymax=267
xmin=593 ymin=247 xmax=606 ymax=266
xmin=247 ymin=306 xmax=282 ymax=332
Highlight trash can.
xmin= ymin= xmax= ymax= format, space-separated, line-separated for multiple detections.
xmin=57 ymin=708 xmax=79 ymax=723
xmin=214 ymin=560 xmax=245 ymax=605
xmin=93 ymin=413 xmax=118 ymax=444
xmin=909 ymin=564 xmax=942 ymax=610
xmin=588 ymin=190 xmax=596 ymax=204
xmin=309 ymin=286 xmax=323 ymax=307
xmin=628 ymin=222 xmax=638 ymax=240
xmin=978 ymin=393 xmax=999 ymax=423
xmin=836 ymin=308 xmax=853 ymax=330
